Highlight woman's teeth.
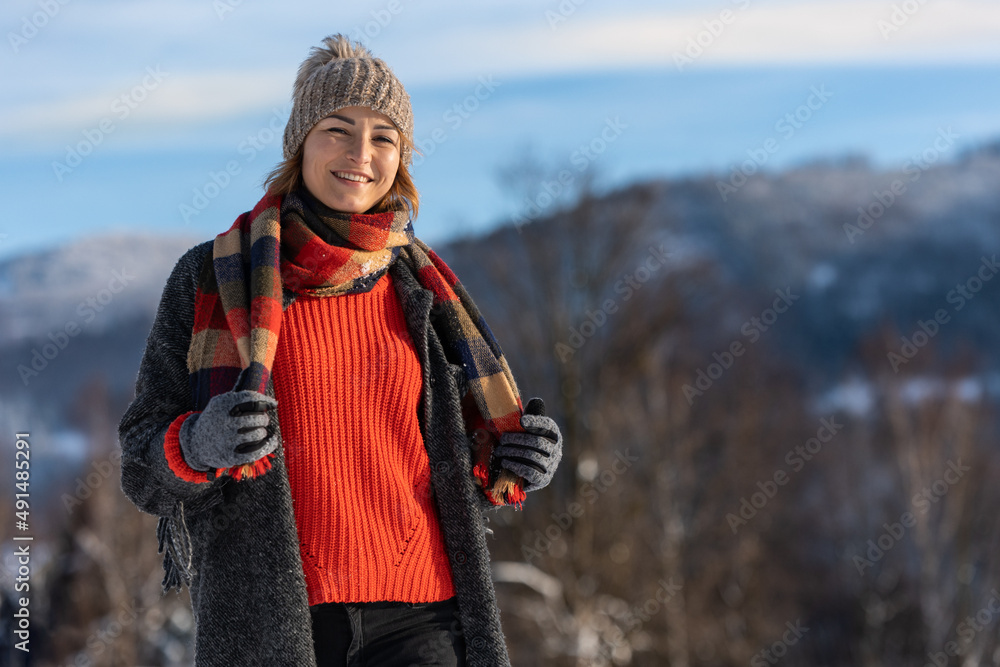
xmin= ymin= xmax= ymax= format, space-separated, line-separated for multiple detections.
xmin=334 ymin=172 xmax=370 ymax=183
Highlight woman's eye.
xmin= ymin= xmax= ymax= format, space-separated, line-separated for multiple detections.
xmin=326 ymin=127 xmax=347 ymax=134
xmin=376 ymin=136 xmax=397 ymax=145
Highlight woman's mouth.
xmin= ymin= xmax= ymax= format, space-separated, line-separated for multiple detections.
xmin=332 ymin=171 xmax=372 ymax=184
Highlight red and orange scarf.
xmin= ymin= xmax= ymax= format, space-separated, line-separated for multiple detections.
xmin=186 ymin=190 xmax=527 ymax=506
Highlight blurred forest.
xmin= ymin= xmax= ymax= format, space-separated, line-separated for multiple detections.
xmin=2 ymin=141 xmax=1000 ymax=666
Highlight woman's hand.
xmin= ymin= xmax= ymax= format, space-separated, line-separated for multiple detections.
xmin=179 ymin=390 xmax=279 ymax=472
xmin=495 ymin=398 xmax=563 ymax=491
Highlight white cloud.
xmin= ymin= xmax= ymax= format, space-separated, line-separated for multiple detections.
xmin=674 ymin=0 xmax=1000 ymax=65
xmin=384 ymin=1 xmax=1000 ymax=83
xmin=3 ymin=0 xmax=997 ymax=139
xmin=0 ymin=69 xmax=290 ymax=137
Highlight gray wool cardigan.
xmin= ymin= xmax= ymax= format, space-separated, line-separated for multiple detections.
xmin=118 ymin=240 xmax=515 ymax=666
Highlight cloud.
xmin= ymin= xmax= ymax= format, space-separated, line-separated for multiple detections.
xmin=518 ymin=0 xmax=1000 ymax=72
xmin=0 ymin=69 xmax=289 ymax=139
xmin=668 ymin=0 xmax=1000 ymax=65
xmin=382 ymin=1 xmax=1000 ymax=83
xmin=3 ymin=0 xmax=997 ymax=141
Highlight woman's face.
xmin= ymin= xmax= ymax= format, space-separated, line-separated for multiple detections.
xmin=301 ymin=105 xmax=401 ymax=214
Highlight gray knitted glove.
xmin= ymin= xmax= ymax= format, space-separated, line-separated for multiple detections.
xmin=178 ymin=390 xmax=278 ymax=472
xmin=496 ymin=398 xmax=562 ymax=491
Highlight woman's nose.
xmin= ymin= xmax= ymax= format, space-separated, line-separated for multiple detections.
xmin=346 ymin=134 xmax=372 ymax=163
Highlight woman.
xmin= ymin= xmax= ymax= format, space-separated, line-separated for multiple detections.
xmin=118 ymin=34 xmax=562 ymax=667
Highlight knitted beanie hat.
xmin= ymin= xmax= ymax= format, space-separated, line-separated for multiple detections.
xmin=282 ymin=34 xmax=413 ymax=165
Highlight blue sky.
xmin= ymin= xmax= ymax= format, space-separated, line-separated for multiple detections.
xmin=2 ymin=0 xmax=1000 ymax=259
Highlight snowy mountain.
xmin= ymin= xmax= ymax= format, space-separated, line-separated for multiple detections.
xmin=0 ymin=233 xmax=202 ymax=346
xmin=0 ymin=234 xmax=202 ymax=425
xmin=3 ymin=140 xmax=999 ymax=429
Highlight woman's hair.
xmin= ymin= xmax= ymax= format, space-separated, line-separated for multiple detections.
xmin=263 ymin=129 xmax=420 ymax=219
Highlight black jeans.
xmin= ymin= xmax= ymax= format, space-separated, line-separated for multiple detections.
xmin=310 ymin=597 xmax=467 ymax=666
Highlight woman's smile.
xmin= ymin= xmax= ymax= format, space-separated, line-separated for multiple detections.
xmin=331 ymin=170 xmax=373 ymax=184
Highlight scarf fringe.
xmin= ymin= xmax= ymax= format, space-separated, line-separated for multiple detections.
xmin=157 ymin=503 xmax=194 ymax=592
xmin=495 ymin=470 xmax=526 ymax=508
xmin=221 ymin=452 xmax=275 ymax=481
xmin=474 ymin=463 xmax=526 ymax=510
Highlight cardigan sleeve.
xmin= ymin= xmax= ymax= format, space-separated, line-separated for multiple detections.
xmin=118 ymin=240 xmax=225 ymax=517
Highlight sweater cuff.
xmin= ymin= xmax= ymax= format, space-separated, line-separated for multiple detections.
xmin=164 ymin=411 xmax=212 ymax=484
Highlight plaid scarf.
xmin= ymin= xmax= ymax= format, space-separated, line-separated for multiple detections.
xmin=186 ymin=190 xmax=526 ymax=506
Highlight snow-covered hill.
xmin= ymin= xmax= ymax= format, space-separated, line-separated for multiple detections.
xmin=0 ymin=233 xmax=202 ymax=346
xmin=2 ymin=141 xmax=999 ymax=430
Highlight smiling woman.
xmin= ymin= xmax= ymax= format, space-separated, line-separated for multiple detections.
xmin=117 ymin=33 xmax=562 ymax=667
xmin=263 ymin=104 xmax=421 ymax=219
xmin=299 ymin=107 xmax=402 ymax=214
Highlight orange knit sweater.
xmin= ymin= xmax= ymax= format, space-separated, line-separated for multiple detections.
xmin=272 ymin=272 xmax=456 ymax=605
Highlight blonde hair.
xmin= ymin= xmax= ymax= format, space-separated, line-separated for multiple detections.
xmin=263 ymin=129 xmax=420 ymax=219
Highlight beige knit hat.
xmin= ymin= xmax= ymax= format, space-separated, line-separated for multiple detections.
xmin=282 ymin=34 xmax=413 ymax=165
